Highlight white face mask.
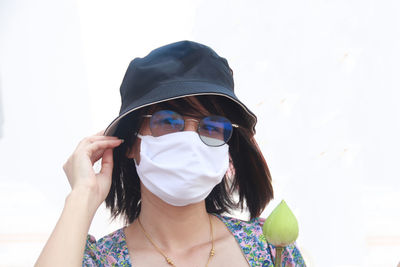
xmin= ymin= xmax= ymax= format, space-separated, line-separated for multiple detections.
xmin=134 ymin=131 xmax=230 ymax=206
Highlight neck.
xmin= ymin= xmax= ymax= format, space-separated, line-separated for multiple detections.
xmin=135 ymin=183 xmax=212 ymax=251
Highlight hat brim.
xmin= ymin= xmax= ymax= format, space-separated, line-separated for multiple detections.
xmin=104 ymin=80 xmax=257 ymax=136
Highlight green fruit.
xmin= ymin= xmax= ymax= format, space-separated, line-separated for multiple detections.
xmin=262 ymin=200 xmax=299 ymax=247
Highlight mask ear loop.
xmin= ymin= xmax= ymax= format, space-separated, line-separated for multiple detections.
xmin=134 ymin=131 xmax=144 ymax=139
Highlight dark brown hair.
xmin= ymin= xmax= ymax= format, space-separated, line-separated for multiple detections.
xmin=105 ymin=95 xmax=273 ymax=224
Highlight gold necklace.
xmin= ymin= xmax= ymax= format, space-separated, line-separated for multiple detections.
xmin=137 ymin=214 xmax=215 ymax=267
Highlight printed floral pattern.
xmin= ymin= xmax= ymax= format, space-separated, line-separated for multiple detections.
xmin=83 ymin=214 xmax=306 ymax=266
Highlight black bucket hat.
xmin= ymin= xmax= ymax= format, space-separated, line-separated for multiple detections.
xmin=104 ymin=40 xmax=257 ymax=136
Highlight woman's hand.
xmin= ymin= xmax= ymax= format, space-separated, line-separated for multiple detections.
xmin=35 ymin=130 xmax=123 ymax=267
xmin=62 ymin=130 xmax=124 ymax=208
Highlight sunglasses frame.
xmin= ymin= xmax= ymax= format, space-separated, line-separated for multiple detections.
xmin=141 ymin=110 xmax=239 ymax=146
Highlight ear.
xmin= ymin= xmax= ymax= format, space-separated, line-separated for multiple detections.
xmin=126 ymin=147 xmax=135 ymax=158
xmin=126 ymin=138 xmax=141 ymax=164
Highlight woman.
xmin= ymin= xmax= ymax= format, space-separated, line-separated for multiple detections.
xmin=35 ymin=41 xmax=306 ymax=266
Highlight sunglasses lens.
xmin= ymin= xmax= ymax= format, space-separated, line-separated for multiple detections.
xmin=198 ymin=116 xmax=233 ymax=146
xmin=150 ymin=110 xmax=184 ymax=136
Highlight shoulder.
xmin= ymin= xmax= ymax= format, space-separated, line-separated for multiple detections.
xmin=215 ymin=214 xmax=273 ymax=266
xmin=215 ymin=214 xmax=307 ymax=267
xmin=83 ymin=227 xmax=130 ymax=267
xmin=216 ymin=214 xmax=266 ymax=242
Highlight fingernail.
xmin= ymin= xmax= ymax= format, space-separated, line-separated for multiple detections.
xmin=120 ymin=139 xmax=125 ymax=143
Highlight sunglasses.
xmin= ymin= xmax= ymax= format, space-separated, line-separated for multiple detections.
xmin=141 ymin=110 xmax=238 ymax=147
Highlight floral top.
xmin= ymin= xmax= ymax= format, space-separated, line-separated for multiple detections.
xmin=83 ymin=214 xmax=306 ymax=267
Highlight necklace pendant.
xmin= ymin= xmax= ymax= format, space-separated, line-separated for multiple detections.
xmin=166 ymin=257 xmax=174 ymax=266
xmin=210 ymin=249 xmax=215 ymax=257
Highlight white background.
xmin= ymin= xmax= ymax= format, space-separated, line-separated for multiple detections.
xmin=1 ymin=0 xmax=400 ymax=266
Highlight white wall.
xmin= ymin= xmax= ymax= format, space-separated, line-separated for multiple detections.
xmin=1 ymin=0 xmax=399 ymax=266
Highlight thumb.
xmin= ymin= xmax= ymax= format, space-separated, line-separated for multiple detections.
xmin=99 ymin=148 xmax=114 ymax=177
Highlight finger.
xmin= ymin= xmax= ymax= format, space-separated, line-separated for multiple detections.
xmin=90 ymin=147 xmax=108 ymax=165
xmin=87 ymin=135 xmax=120 ymax=143
xmin=80 ymin=135 xmax=120 ymax=145
xmin=99 ymin=148 xmax=114 ymax=177
xmin=77 ymin=139 xmax=122 ymax=165
xmin=86 ymin=139 xmax=124 ymax=158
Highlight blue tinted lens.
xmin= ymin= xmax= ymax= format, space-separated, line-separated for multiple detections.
xmin=150 ymin=110 xmax=184 ymax=136
xmin=198 ymin=116 xmax=233 ymax=146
